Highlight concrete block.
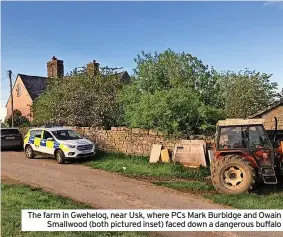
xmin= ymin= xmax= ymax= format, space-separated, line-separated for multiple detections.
xmin=111 ymin=127 xmax=118 ymax=131
xmin=161 ymin=148 xmax=170 ymax=163
xmin=149 ymin=144 xmax=162 ymax=163
xmin=172 ymin=141 xmax=207 ymax=168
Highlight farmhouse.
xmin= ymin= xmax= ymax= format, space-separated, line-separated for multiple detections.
xmin=248 ymin=98 xmax=283 ymax=130
xmin=248 ymin=98 xmax=283 ymax=141
xmin=5 ymin=57 xmax=130 ymax=121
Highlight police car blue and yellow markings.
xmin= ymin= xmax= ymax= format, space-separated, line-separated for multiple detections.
xmin=34 ymin=137 xmax=41 ymax=146
xmin=24 ymin=130 xmax=73 ymax=152
xmin=28 ymin=136 xmax=35 ymax=144
xmin=46 ymin=140 xmax=54 ymax=148
xmin=53 ymin=142 xmax=60 ymax=149
xmin=40 ymin=139 xmax=47 ymax=147
xmin=60 ymin=144 xmax=70 ymax=152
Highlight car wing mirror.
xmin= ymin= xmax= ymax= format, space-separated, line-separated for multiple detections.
xmin=47 ymin=138 xmax=54 ymax=141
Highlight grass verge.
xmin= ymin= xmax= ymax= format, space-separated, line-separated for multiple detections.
xmin=153 ymin=181 xmax=215 ymax=193
xmin=153 ymin=181 xmax=283 ymax=209
xmin=83 ymin=151 xmax=210 ymax=180
xmin=205 ymin=191 xmax=283 ymax=209
xmin=1 ymin=183 xmax=149 ymax=237
xmin=82 ymin=151 xmax=283 ymax=209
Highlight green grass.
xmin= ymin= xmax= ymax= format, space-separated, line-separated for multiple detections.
xmin=1 ymin=183 xmax=149 ymax=237
xmin=83 ymin=151 xmax=210 ymax=180
xmin=153 ymin=180 xmax=283 ymax=209
xmin=206 ymin=192 xmax=283 ymax=209
xmin=82 ymin=151 xmax=283 ymax=209
xmin=153 ymin=181 xmax=215 ymax=192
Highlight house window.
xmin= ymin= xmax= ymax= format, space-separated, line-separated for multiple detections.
xmin=16 ymin=84 xmax=21 ymax=96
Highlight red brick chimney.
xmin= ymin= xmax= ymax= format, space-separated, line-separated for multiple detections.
xmin=86 ymin=60 xmax=100 ymax=77
xmin=47 ymin=56 xmax=64 ymax=78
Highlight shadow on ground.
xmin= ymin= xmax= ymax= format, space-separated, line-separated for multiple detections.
xmin=1 ymin=147 xmax=24 ymax=152
xmin=254 ymin=182 xmax=283 ymax=195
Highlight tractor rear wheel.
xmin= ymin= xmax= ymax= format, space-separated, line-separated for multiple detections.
xmin=211 ymin=154 xmax=255 ymax=194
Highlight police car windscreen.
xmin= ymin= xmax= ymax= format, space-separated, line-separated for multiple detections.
xmin=51 ymin=130 xmax=82 ymax=140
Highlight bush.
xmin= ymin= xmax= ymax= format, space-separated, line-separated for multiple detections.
xmin=119 ymin=49 xmax=225 ymax=135
xmin=5 ymin=110 xmax=30 ymax=127
xmin=32 ymin=67 xmax=125 ymax=128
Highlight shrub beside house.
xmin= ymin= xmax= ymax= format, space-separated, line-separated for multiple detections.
xmin=5 ymin=57 xmax=130 ymax=122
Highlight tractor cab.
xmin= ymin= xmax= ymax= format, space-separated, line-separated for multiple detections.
xmin=211 ymin=119 xmax=279 ymax=194
xmin=215 ymin=119 xmax=275 ymax=167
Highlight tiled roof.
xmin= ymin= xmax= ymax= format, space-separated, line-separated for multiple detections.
xmin=19 ymin=74 xmax=47 ymax=100
xmin=248 ymin=98 xmax=283 ymax=118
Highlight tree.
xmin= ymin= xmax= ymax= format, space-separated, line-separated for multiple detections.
xmin=122 ymin=88 xmax=202 ymax=136
xmin=32 ymin=66 xmax=125 ymax=128
xmin=119 ymin=49 xmax=225 ymax=135
xmin=1 ymin=119 xmax=9 ymax=128
xmin=132 ymin=49 xmax=224 ymax=107
xmin=6 ymin=109 xmax=30 ymax=127
xmin=219 ymin=69 xmax=279 ymax=118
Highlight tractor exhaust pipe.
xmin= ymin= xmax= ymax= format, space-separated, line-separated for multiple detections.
xmin=274 ymin=117 xmax=278 ymax=147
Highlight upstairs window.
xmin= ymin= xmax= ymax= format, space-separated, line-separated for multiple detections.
xmin=16 ymin=84 xmax=21 ymax=96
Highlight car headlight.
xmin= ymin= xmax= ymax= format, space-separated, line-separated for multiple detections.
xmin=65 ymin=144 xmax=76 ymax=148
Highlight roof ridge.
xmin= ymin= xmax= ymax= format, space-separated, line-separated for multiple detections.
xmin=248 ymin=98 xmax=283 ymax=118
xmin=19 ymin=73 xmax=47 ymax=78
xmin=18 ymin=74 xmax=47 ymax=101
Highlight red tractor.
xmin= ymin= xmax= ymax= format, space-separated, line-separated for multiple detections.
xmin=211 ymin=118 xmax=283 ymax=194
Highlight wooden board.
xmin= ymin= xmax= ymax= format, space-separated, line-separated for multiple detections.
xmin=179 ymin=140 xmax=206 ymax=153
xmin=149 ymin=144 xmax=162 ymax=163
xmin=172 ymin=141 xmax=207 ymax=168
xmin=160 ymin=148 xmax=170 ymax=163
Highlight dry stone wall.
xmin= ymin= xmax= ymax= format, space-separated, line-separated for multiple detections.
xmin=253 ymin=105 xmax=283 ymax=130
xmin=19 ymin=126 xmax=214 ymax=156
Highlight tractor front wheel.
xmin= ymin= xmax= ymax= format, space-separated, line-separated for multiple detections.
xmin=211 ymin=155 xmax=255 ymax=194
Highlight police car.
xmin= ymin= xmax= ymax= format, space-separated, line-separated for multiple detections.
xmin=23 ymin=126 xmax=95 ymax=164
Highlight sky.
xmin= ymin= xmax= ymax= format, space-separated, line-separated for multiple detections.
xmin=1 ymin=1 xmax=283 ymax=111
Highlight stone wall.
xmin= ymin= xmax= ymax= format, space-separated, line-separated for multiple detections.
xmin=19 ymin=126 xmax=214 ymax=156
xmin=254 ymin=105 xmax=283 ymax=130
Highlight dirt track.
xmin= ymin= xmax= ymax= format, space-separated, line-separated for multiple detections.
xmin=1 ymin=151 xmax=282 ymax=237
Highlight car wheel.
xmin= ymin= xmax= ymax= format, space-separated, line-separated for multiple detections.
xmin=25 ymin=145 xmax=35 ymax=159
xmin=55 ymin=149 xmax=65 ymax=164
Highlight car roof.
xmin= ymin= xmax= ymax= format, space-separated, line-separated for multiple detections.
xmin=29 ymin=126 xmax=72 ymax=132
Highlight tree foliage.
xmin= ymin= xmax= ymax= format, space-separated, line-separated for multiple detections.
xmin=1 ymin=119 xmax=9 ymax=128
xmin=119 ymin=49 xmax=225 ymax=135
xmin=32 ymin=49 xmax=280 ymax=136
xmin=32 ymin=67 xmax=125 ymax=128
xmin=219 ymin=69 xmax=279 ymax=118
xmin=5 ymin=109 xmax=30 ymax=127
xmin=132 ymin=49 xmax=224 ymax=107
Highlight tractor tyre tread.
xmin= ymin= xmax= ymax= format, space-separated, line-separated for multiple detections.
xmin=211 ymin=154 xmax=255 ymax=194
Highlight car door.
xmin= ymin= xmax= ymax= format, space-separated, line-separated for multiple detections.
xmin=40 ymin=130 xmax=55 ymax=155
xmin=33 ymin=130 xmax=43 ymax=152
